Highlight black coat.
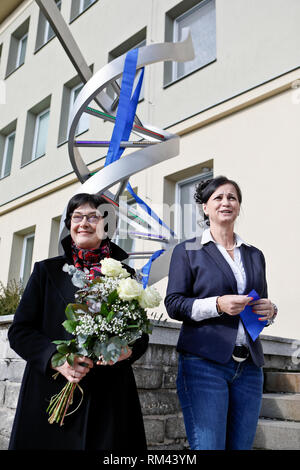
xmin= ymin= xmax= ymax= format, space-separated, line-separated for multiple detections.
xmin=8 ymin=236 xmax=149 ymax=450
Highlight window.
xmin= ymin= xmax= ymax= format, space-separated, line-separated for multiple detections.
xmin=114 ymin=198 xmax=137 ymax=267
xmin=35 ymin=0 xmax=62 ymax=50
xmin=0 ymin=120 xmax=17 ymax=178
xmin=6 ymin=18 xmax=30 ymax=77
xmin=21 ymin=96 xmax=51 ymax=166
xmin=69 ymin=83 xmax=89 ymax=135
xmin=70 ymin=0 xmax=97 ymax=21
xmin=107 ymin=30 xmax=146 ymax=105
xmin=175 ymin=170 xmax=212 ymax=240
xmin=49 ymin=216 xmax=61 ymax=257
xmin=79 ymin=0 xmax=96 ymax=13
xmin=165 ymin=0 xmax=216 ymax=84
xmin=16 ymin=33 xmax=28 ymax=68
xmin=58 ymin=72 xmax=93 ymax=145
xmin=1 ymin=131 xmax=15 ymax=178
xmin=20 ymin=233 xmax=35 ymax=287
xmin=32 ymin=108 xmax=50 ymax=160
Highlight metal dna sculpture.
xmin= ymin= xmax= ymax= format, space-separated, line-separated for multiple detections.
xmin=35 ymin=0 xmax=194 ymax=285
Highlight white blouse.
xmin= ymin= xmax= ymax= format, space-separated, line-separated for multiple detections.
xmin=191 ymin=229 xmax=250 ymax=346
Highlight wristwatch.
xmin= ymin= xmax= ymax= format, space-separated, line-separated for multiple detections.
xmin=267 ymin=303 xmax=278 ymax=325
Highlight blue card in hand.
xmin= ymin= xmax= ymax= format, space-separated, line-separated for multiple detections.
xmin=240 ymin=289 xmax=268 ymax=342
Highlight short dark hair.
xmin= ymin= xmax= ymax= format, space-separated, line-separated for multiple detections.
xmin=194 ymin=176 xmax=242 ymax=225
xmin=64 ymin=193 xmax=109 ymax=230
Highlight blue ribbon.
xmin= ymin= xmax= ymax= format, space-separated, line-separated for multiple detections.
xmin=240 ymin=289 xmax=268 ymax=341
xmin=105 ymin=48 xmax=173 ymax=287
xmin=105 ymin=48 xmax=144 ymax=167
xmin=140 ymin=249 xmax=165 ymax=288
xmin=126 ymin=182 xmax=175 ymax=238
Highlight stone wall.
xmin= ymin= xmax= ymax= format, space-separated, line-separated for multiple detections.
xmin=0 ymin=315 xmax=299 ymax=450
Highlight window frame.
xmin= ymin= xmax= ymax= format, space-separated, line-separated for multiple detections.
xmin=43 ymin=0 xmax=62 ymax=45
xmin=70 ymin=0 xmax=98 ymax=22
xmin=68 ymin=82 xmax=89 ymax=136
xmin=164 ymin=0 xmax=216 ymax=86
xmin=1 ymin=130 xmax=15 ymax=179
xmin=113 ymin=197 xmax=137 ymax=267
xmin=79 ymin=0 xmax=95 ymax=14
xmin=16 ymin=33 xmax=28 ymax=69
xmin=31 ymin=108 xmax=50 ymax=161
xmin=175 ymin=170 xmax=213 ymax=241
xmin=19 ymin=233 xmax=35 ymax=286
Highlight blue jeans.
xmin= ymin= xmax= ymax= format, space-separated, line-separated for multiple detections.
xmin=177 ymin=353 xmax=263 ymax=450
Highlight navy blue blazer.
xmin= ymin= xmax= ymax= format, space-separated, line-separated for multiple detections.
xmin=164 ymin=238 xmax=268 ymax=367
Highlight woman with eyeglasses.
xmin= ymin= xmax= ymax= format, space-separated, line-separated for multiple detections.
xmin=8 ymin=193 xmax=149 ymax=451
xmin=165 ymin=176 xmax=277 ymax=450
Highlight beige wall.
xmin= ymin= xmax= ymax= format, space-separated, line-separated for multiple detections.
xmin=0 ymin=1 xmax=299 ymax=340
xmin=0 ymin=0 xmax=299 ymax=205
xmin=1 ymin=71 xmax=299 ymax=340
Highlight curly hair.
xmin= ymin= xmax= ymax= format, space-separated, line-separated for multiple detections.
xmin=194 ymin=176 xmax=242 ymax=225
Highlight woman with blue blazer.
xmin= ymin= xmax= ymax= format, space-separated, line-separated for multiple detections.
xmin=165 ymin=176 xmax=277 ymax=450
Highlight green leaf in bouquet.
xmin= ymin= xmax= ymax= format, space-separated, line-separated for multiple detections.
xmin=65 ymin=303 xmax=88 ymax=320
xmin=106 ymin=310 xmax=115 ymax=323
xmin=51 ymin=352 xmax=67 ymax=368
xmin=65 ymin=304 xmax=77 ymax=320
xmin=57 ymin=343 xmax=71 ymax=355
xmin=107 ymin=289 xmax=118 ymax=305
xmin=66 ymin=353 xmax=75 ymax=366
xmin=52 ymin=340 xmax=69 ymax=345
xmin=100 ymin=302 xmax=109 ymax=317
xmin=62 ymin=319 xmax=78 ymax=333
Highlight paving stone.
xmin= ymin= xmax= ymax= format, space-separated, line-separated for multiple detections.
xmin=260 ymin=393 xmax=300 ymax=421
xmin=264 ymin=372 xmax=300 ymax=393
xmin=165 ymin=416 xmax=186 ymax=439
xmin=144 ymin=418 xmax=165 ymax=444
xmin=0 ymin=406 xmax=15 ymax=438
xmin=4 ymin=382 xmax=21 ymax=409
xmin=254 ymin=418 xmax=300 ymax=450
xmin=133 ymin=367 xmax=163 ymax=389
xmin=140 ymin=390 xmax=180 ymax=415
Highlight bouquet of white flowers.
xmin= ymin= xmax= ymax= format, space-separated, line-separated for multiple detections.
xmin=47 ymin=258 xmax=162 ymax=426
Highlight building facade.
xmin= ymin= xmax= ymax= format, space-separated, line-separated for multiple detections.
xmin=0 ymin=0 xmax=299 ymax=339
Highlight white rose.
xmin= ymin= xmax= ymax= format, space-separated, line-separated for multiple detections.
xmin=138 ymin=286 xmax=162 ymax=309
xmin=117 ymin=278 xmax=143 ymax=301
xmin=100 ymin=258 xmax=129 ymax=278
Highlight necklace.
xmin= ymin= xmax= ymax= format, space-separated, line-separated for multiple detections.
xmin=224 ymin=238 xmax=236 ymax=251
xmin=225 ymin=244 xmax=236 ymax=251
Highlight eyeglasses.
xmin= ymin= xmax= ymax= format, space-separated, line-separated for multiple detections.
xmin=71 ymin=213 xmax=102 ymax=224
